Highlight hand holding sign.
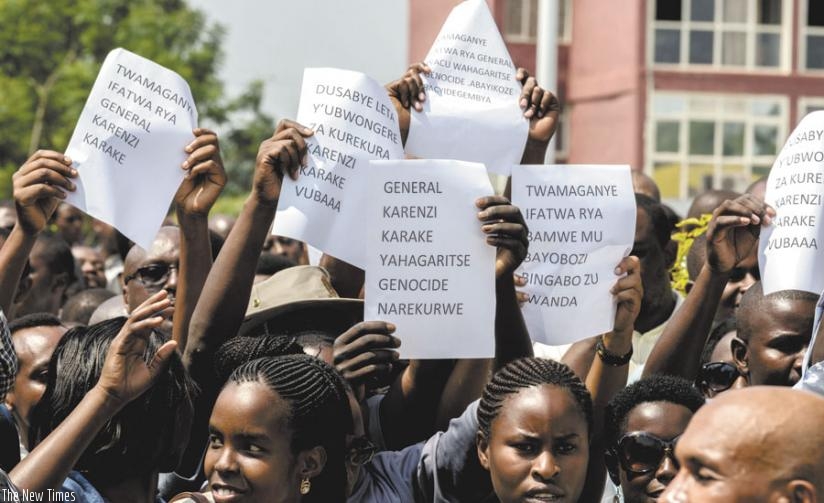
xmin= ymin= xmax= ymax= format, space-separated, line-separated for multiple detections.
xmin=13 ymin=151 xmax=78 ymax=235
xmin=333 ymin=320 xmax=400 ymax=386
xmin=611 ymin=255 xmax=643 ymax=336
xmin=175 ymin=128 xmax=227 ymax=217
xmin=387 ymin=62 xmax=431 ymax=145
xmin=476 ymin=196 xmax=529 ymax=279
xmin=253 ymin=119 xmax=314 ymax=207
xmin=707 ymin=195 xmax=773 ymax=275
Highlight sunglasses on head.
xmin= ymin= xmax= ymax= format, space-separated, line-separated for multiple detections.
xmin=696 ymin=361 xmax=740 ymax=396
xmin=124 ymin=263 xmax=178 ymax=289
xmin=613 ymin=432 xmax=680 ymax=475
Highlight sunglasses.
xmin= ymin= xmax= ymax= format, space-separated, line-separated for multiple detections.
xmin=696 ymin=361 xmax=740 ymax=396
xmin=124 ymin=263 xmax=178 ymax=289
xmin=613 ymin=432 xmax=680 ymax=475
xmin=347 ymin=436 xmax=377 ymax=466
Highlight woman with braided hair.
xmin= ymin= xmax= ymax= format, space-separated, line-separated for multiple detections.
xmin=173 ymin=354 xmax=352 ymax=503
xmin=475 ymin=357 xmax=593 ymax=503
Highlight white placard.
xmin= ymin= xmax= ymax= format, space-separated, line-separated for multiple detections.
xmin=759 ymin=112 xmax=824 ymax=295
xmin=65 ymin=48 xmax=197 ymax=250
xmin=405 ymin=0 xmax=527 ymax=175
xmin=512 ymin=165 xmax=636 ymax=346
xmin=365 ymin=159 xmax=496 ymax=359
xmin=273 ymin=68 xmax=404 ymax=268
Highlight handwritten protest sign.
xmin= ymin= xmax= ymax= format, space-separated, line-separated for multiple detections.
xmin=273 ymin=68 xmax=404 ymax=268
xmin=512 ymin=165 xmax=635 ymax=345
xmin=405 ymin=0 xmax=527 ymax=175
xmin=65 ymin=48 xmax=196 ymax=250
xmin=759 ymin=112 xmax=824 ymax=295
xmin=365 ymin=159 xmax=496 ymax=359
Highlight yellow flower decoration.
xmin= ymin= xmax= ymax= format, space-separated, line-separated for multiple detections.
xmin=670 ymin=213 xmax=713 ymax=296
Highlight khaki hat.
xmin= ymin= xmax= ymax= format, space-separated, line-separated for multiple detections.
xmin=239 ymin=265 xmax=363 ymax=337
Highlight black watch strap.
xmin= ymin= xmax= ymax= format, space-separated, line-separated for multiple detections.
xmin=595 ymin=336 xmax=633 ymax=366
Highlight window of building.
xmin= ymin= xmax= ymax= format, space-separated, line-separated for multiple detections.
xmin=649 ymin=92 xmax=787 ymax=199
xmin=652 ymin=0 xmax=789 ymax=70
xmin=801 ymin=0 xmax=824 ymax=70
xmin=504 ymin=0 xmax=572 ymax=44
xmin=798 ymin=97 xmax=824 ymax=119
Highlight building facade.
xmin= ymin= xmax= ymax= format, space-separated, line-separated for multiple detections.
xmin=409 ymin=0 xmax=824 ymax=202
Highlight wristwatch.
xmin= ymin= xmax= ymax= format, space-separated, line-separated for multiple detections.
xmin=595 ymin=336 xmax=633 ymax=366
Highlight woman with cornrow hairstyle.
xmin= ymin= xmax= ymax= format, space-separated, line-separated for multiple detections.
xmin=476 ymin=357 xmax=594 ymax=503
xmin=173 ymin=354 xmax=353 ymax=503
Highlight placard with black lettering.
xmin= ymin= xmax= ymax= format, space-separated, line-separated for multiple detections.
xmin=759 ymin=111 xmax=824 ymax=295
xmin=405 ymin=0 xmax=527 ymax=175
xmin=64 ymin=48 xmax=197 ymax=250
xmin=365 ymin=159 xmax=496 ymax=359
xmin=273 ymin=68 xmax=404 ymax=268
xmin=512 ymin=165 xmax=635 ymax=345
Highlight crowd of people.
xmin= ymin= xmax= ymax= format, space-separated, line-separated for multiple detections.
xmin=0 ymin=60 xmax=822 ymax=503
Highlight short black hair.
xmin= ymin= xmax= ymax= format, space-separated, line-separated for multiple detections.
xmin=737 ymin=283 xmax=818 ymax=342
xmin=9 ymin=313 xmax=62 ymax=336
xmin=700 ymin=316 xmax=737 ymax=365
xmin=29 ymin=318 xmax=197 ymax=486
xmin=604 ymin=375 xmax=705 ymax=451
xmin=635 ymin=194 xmax=671 ymax=249
xmin=33 ymin=234 xmax=77 ymax=283
xmin=60 ymin=288 xmax=116 ymax=326
xmin=478 ymin=357 xmax=592 ymax=440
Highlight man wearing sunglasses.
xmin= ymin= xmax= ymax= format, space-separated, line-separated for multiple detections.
xmin=604 ymin=375 xmax=705 ymax=502
xmin=662 ymin=387 xmax=824 ymax=502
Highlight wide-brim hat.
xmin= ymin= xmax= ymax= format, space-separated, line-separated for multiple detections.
xmin=239 ymin=265 xmax=363 ymax=337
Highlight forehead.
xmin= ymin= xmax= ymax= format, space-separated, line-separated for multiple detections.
xmin=749 ymin=297 xmax=814 ymax=341
xmin=73 ymin=246 xmax=101 ymax=261
xmin=493 ymin=384 xmax=588 ymax=437
xmin=624 ymin=401 xmax=693 ymax=439
xmin=126 ymin=229 xmax=180 ymax=273
xmin=212 ymin=381 xmax=290 ymax=434
xmin=675 ymin=404 xmax=753 ymax=474
xmin=709 ymin=331 xmax=737 ymax=363
xmin=13 ymin=325 xmax=67 ymax=364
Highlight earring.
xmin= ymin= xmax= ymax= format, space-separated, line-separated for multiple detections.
xmin=300 ymin=477 xmax=311 ymax=495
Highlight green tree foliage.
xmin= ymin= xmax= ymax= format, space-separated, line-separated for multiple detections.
xmin=0 ymin=0 xmax=268 ymax=198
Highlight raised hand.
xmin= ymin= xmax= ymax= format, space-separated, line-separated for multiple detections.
xmin=705 ymin=194 xmax=773 ymax=275
xmin=611 ymin=256 xmax=643 ymax=336
xmin=386 ymin=62 xmax=431 ymax=144
xmin=476 ymin=196 xmax=529 ymax=279
xmin=175 ymin=128 xmax=227 ymax=217
xmin=95 ymin=290 xmax=178 ymax=410
xmin=252 ymin=119 xmax=313 ymax=207
xmin=333 ymin=321 xmax=400 ymax=385
xmin=12 ymin=150 xmax=77 ymax=235
xmin=517 ymin=68 xmax=561 ymax=163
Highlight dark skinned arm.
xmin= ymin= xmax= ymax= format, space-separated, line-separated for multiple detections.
xmin=436 ymin=197 xmax=532 ymax=428
xmin=318 ymin=254 xmax=364 ymax=299
xmin=173 ymin=128 xmax=226 ymax=352
xmin=11 ymin=291 xmax=176 ymax=493
xmin=183 ymin=120 xmax=312 ymax=382
xmin=0 ymin=151 xmax=77 ymax=315
xmin=579 ymin=256 xmax=642 ymax=503
xmin=642 ymin=195 xmax=772 ymax=381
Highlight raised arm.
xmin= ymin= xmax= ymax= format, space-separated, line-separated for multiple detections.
xmin=173 ymin=128 xmax=226 ymax=351
xmin=579 ymin=255 xmax=643 ymax=503
xmin=184 ymin=120 xmax=312 ymax=383
xmin=0 ymin=151 xmax=76 ymax=315
xmin=10 ymin=291 xmax=176 ymax=493
xmin=642 ymin=195 xmax=772 ymax=380
xmin=386 ymin=62 xmax=430 ymax=147
xmin=436 ymin=197 xmax=532 ymax=427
